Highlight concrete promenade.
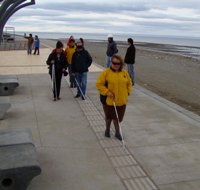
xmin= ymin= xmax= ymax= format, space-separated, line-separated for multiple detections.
xmin=0 ymin=48 xmax=200 ymax=190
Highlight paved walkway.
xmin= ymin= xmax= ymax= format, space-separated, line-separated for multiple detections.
xmin=0 ymin=48 xmax=200 ymax=190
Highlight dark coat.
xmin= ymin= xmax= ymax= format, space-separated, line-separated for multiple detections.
xmin=71 ymin=49 xmax=92 ymax=73
xmin=124 ymin=45 xmax=136 ymax=64
xmin=46 ymin=50 xmax=68 ymax=75
xmin=106 ymin=40 xmax=118 ymax=57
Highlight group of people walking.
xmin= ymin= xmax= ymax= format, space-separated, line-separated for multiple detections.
xmin=46 ymin=37 xmax=92 ymax=101
xmin=46 ymin=34 xmax=136 ymax=141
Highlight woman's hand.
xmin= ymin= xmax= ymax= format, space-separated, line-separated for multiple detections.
xmin=51 ymin=60 xmax=55 ymax=64
xmin=107 ymin=91 xmax=115 ymax=99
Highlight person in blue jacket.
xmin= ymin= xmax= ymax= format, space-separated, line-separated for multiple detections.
xmin=33 ymin=35 xmax=40 ymax=55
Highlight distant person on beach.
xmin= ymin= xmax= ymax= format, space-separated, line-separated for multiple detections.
xmin=66 ymin=35 xmax=74 ymax=47
xmin=71 ymin=39 xmax=92 ymax=100
xmin=65 ymin=38 xmax=76 ymax=88
xmin=46 ymin=41 xmax=68 ymax=101
xmin=124 ymin=38 xmax=136 ymax=85
xmin=33 ymin=35 xmax=40 ymax=55
xmin=24 ymin=33 xmax=34 ymax=55
xmin=79 ymin=38 xmax=84 ymax=47
xmin=96 ymin=55 xmax=132 ymax=140
xmin=106 ymin=34 xmax=118 ymax=67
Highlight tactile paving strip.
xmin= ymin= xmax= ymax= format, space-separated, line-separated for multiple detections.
xmin=104 ymin=146 xmax=130 ymax=157
xmin=116 ymin=166 xmax=146 ymax=179
xmin=69 ymin=86 xmax=159 ymax=190
xmin=124 ymin=177 xmax=158 ymax=190
xmin=110 ymin=155 xmax=137 ymax=167
xmin=91 ymin=125 xmax=105 ymax=132
xmin=89 ymin=120 xmax=105 ymax=126
xmin=99 ymin=139 xmax=122 ymax=148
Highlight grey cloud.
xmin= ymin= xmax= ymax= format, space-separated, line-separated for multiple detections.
xmin=144 ymin=0 xmax=200 ymax=10
xmin=133 ymin=19 xmax=198 ymax=33
xmin=12 ymin=0 xmax=200 ymax=24
xmin=35 ymin=2 xmax=150 ymax=13
xmin=7 ymin=0 xmax=200 ymax=37
xmin=17 ymin=2 xmax=200 ymax=25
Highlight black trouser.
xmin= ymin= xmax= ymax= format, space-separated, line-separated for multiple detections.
xmin=33 ymin=47 xmax=39 ymax=55
xmin=50 ymin=72 xmax=62 ymax=98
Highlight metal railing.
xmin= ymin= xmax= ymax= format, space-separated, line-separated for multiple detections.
xmin=0 ymin=41 xmax=27 ymax=51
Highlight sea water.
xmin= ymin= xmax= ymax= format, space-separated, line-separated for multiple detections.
xmin=16 ymin=32 xmax=200 ymax=46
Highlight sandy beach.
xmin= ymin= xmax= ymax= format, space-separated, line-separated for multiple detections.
xmin=83 ymin=40 xmax=200 ymax=116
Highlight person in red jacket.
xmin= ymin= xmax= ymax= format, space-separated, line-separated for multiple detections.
xmin=66 ymin=35 xmax=74 ymax=47
xmin=46 ymin=41 xmax=68 ymax=101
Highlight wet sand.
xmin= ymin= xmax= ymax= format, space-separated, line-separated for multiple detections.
xmin=84 ymin=41 xmax=200 ymax=116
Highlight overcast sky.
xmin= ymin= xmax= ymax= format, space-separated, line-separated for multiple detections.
xmin=5 ymin=0 xmax=200 ymax=37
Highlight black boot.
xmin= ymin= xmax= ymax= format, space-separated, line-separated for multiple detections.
xmin=105 ymin=119 xmax=111 ymax=138
xmin=75 ymin=94 xmax=80 ymax=98
xmin=105 ymin=128 xmax=110 ymax=138
xmin=115 ymin=133 xmax=122 ymax=141
xmin=113 ymin=120 xmax=122 ymax=141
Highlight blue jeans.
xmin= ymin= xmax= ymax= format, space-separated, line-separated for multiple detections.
xmin=127 ymin=64 xmax=134 ymax=85
xmin=106 ymin=55 xmax=111 ymax=68
xmin=75 ymin=72 xmax=87 ymax=96
xmin=27 ymin=44 xmax=32 ymax=54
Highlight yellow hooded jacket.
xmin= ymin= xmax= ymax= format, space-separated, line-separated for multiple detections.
xmin=96 ymin=68 xmax=132 ymax=106
xmin=65 ymin=46 xmax=76 ymax=64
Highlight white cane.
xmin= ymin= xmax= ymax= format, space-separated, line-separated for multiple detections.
xmin=51 ymin=66 xmax=54 ymax=93
xmin=74 ymin=77 xmax=85 ymax=99
xmin=113 ymin=101 xmax=125 ymax=147
xmin=52 ymin=64 xmax=58 ymax=99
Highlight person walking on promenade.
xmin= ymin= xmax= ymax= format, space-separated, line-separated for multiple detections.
xmin=24 ymin=33 xmax=34 ymax=55
xmin=71 ymin=40 xmax=92 ymax=100
xmin=66 ymin=35 xmax=74 ymax=46
xmin=124 ymin=38 xmax=136 ymax=85
xmin=46 ymin=41 xmax=68 ymax=101
xmin=106 ymin=34 xmax=118 ymax=68
xmin=33 ymin=35 xmax=40 ymax=55
xmin=65 ymin=38 xmax=76 ymax=88
xmin=96 ymin=55 xmax=132 ymax=140
xmin=79 ymin=38 xmax=84 ymax=47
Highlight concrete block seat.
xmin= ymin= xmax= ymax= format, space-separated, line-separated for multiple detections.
xmin=0 ymin=97 xmax=11 ymax=119
xmin=0 ymin=129 xmax=41 ymax=190
xmin=0 ymin=76 xmax=19 ymax=96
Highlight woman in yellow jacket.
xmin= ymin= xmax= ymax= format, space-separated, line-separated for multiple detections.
xmin=65 ymin=39 xmax=76 ymax=88
xmin=96 ymin=55 xmax=132 ymax=140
